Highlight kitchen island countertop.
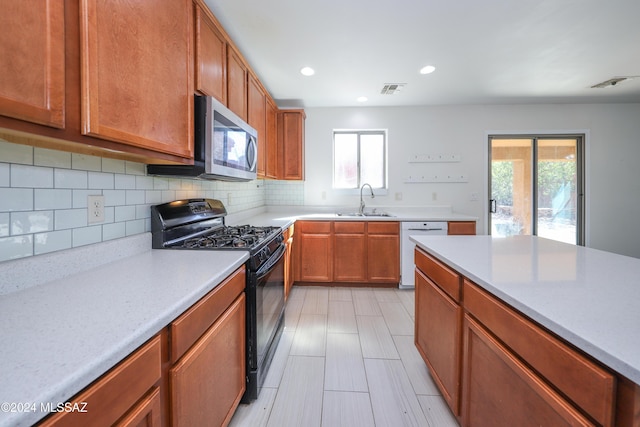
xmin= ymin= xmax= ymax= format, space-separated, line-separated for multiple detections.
xmin=0 ymin=244 xmax=248 ymax=427
xmin=410 ymin=234 xmax=640 ymax=385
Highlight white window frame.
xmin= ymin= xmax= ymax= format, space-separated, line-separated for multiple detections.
xmin=332 ymin=129 xmax=388 ymax=194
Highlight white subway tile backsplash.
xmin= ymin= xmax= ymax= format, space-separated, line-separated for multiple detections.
xmin=103 ymin=189 xmax=126 ymax=206
xmin=0 ymin=140 xmax=270 ymax=263
xmin=126 ymin=219 xmax=145 ymax=236
xmin=34 ymin=230 xmax=71 ymax=255
xmin=114 ymin=174 xmax=136 ymax=189
xmin=153 ymin=177 xmax=169 ymax=190
xmin=114 ymin=205 xmax=136 ymax=222
xmin=72 ymin=153 xmax=102 ymax=171
xmin=145 ymin=190 xmax=162 ymax=204
xmin=72 ymin=189 xmax=97 ymax=208
xmin=0 ymin=188 xmax=34 ymax=211
xmin=101 ymin=158 xmax=126 ymax=174
xmin=103 ymin=222 xmax=126 ymax=241
xmin=11 ymin=211 xmax=53 ymax=235
xmin=55 ymin=209 xmax=87 ymax=230
xmin=11 ymin=164 xmax=54 ymax=188
xmin=34 ymin=189 xmax=72 ymax=210
xmin=0 ymin=213 xmax=9 ymax=237
xmin=88 ymin=171 xmax=114 ymax=189
xmin=125 ymin=161 xmax=146 ymax=175
xmin=34 ymin=148 xmax=71 ymax=168
xmin=0 ymin=235 xmax=33 ymax=261
xmin=0 ymin=140 xmax=32 ymax=165
xmin=126 ymin=190 xmax=145 ymax=205
xmin=54 ymin=169 xmax=88 ymax=189
xmin=0 ymin=163 xmax=9 ymax=186
xmin=72 ymin=225 xmax=102 ymax=247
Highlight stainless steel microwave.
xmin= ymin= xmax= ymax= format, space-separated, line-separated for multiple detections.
xmin=147 ymin=95 xmax=258 ymax=181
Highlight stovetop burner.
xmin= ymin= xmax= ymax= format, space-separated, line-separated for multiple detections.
xmin=175 ymin=225 xmax=280 ymax=250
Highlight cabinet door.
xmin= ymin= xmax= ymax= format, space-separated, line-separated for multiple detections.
xmin=265 ymin=98 xmax=279 ymax=179
xmin=171 ymin=294 xmax=246 ymax=427
xmin=298 ymin=222 xmax=332 ymax=282
xmin=415 ymin=269 xmax=462 ymax=415
xmin=194 ymin=2 xmax=227 ymax=103
xmin=0 ymin=0 xmax=65 ymax=128
xmin=367 ymin=222 xmax=400 ymax=283
xmin=79 ymin=0 xmax=193 ymax=158
xmin=277 ymin=110 xmax=305 ymax=180
xmin=334 ymin=222 xmax=366 ymax=282
xmin=461 ymin=315 xmax=594 ymax=427
xmin=114 ymin=387 xmax=161 ymax=427
xmin=248 ymin=74 xmax=266 ymax=177
xmin=227 ymin=46 xmax=248 ymax=121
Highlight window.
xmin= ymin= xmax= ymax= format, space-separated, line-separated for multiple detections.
xmin=333 ymin=130 xmax=386 ymax=189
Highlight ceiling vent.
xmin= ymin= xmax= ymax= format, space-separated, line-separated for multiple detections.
xmin=380 ymin=83 xmax=406 ymax=95
xmin=590 ymin=76 xmax=637 ymax=88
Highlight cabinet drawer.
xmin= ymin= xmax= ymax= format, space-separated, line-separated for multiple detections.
xmin=39 ymin=335 xmax=162 ymax=427
xmin=298 ymin=221 xmax=331 ymax=233
xmin=367 ymin=221 xmax=399 ymax=234
xmin=171 ymin=265 xmax=245 ymax=363
xmin=464 ymin=280 xmax=616 ymax=427
xmin=334 ymin=221 xmax=365 ymax=233
xmin=415 ymin=248 xmax=461 ymax=302
xmin=448 ymin=221 xmax=476 ymax=235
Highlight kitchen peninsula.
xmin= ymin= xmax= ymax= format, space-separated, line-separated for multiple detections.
xmin=412 ymin=235 xmax=640 ymax=426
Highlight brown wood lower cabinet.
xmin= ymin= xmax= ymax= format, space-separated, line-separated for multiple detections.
xmin=38 ymin=335 xmax=162 ymax=427
xmin=37 ymin=265 xmax=246 ymax=427
xmin=462 ymin=315 xmax=594 ymax=427
xmin=170 ymin=294 xmax=245 ymax=427
xmin=414 ymin=247 xmax=631 ymax=427
xmin=295 ymin=220 xmax=400 ymax=286
xmin=415 ymin=269 xmax=462 ymax=415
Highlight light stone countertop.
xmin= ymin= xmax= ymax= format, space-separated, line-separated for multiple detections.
xmin=226 ymin=205 xmax=477 ymax=228
xmin=410 ymin=235 xmax=640 ymax=385
xmin=0 ymin=246 xmax=248 ymax=427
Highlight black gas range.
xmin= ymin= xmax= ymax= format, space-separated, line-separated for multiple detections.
xmin=151 ymin=198 xmax=285 ymax=402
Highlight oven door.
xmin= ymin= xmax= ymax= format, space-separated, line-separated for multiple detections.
xmin=245 ymin=242 xmax=285 ymax=400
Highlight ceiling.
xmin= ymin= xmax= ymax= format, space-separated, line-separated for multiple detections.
xmin=204 ymin=0 xmax=640 ymax=108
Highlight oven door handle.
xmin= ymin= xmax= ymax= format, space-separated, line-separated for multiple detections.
xmin=255 ymin=243 xmax=286 ymax=279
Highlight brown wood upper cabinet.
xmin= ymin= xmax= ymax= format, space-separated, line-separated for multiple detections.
xmin=79 ymin=0 xmax=193 ymax=159
xmin=248 ymin=74 xmax=267 ymax=177
xmin=194 ymin=1 xmax=227 ymax=103
xmin=277 ymin=109 xmax=306 ymax=180
xmin=226 ymin=46 xmax=248 ymax=121
xmin=265 ymin=97 xmax=279 ymax=179
xmin=0 ymin=1 xmax=65 ymax=129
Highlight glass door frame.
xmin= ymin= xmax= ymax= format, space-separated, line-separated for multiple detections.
xmin=488 ymin=133 xmax=586 ymax=246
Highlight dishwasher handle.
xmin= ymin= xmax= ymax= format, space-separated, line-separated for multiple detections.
xmin=407 ymin=228 xmax=445 ymax=231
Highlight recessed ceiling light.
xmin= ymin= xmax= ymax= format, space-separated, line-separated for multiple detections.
xmin=357 ymin=96 xmax=368 ymax=102
xmin=300 ymin=67 xmax=315 ymax=76
xmin=420 ymin=65 xmax=436 ymax=75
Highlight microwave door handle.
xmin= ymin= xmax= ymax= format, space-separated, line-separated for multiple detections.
xmin=246 ymin=136 xmax=258 ymax=171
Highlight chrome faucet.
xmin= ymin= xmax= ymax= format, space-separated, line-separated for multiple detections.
xmin=359 ymin=183 xmax=375 ymax=215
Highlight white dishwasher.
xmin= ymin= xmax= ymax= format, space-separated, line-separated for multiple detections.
xmin=400 ymin=221 xmax=448 ymax=289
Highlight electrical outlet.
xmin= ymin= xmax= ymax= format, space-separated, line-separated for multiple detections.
xmin=395 ymin=192 xmax=403 ymax=201
xmin=87 ymin=195 xmax=105 ymax=224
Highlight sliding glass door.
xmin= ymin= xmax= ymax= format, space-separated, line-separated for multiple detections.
xmin=489 ymin=135 xmax=584 ymax=245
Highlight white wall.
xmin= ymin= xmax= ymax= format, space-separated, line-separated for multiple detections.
xmin=304 ymin=103 xmax=640 ymax=258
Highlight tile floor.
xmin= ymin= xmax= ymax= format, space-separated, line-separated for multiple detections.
xmin=229 ymin=286 xmax=459 ymax=427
